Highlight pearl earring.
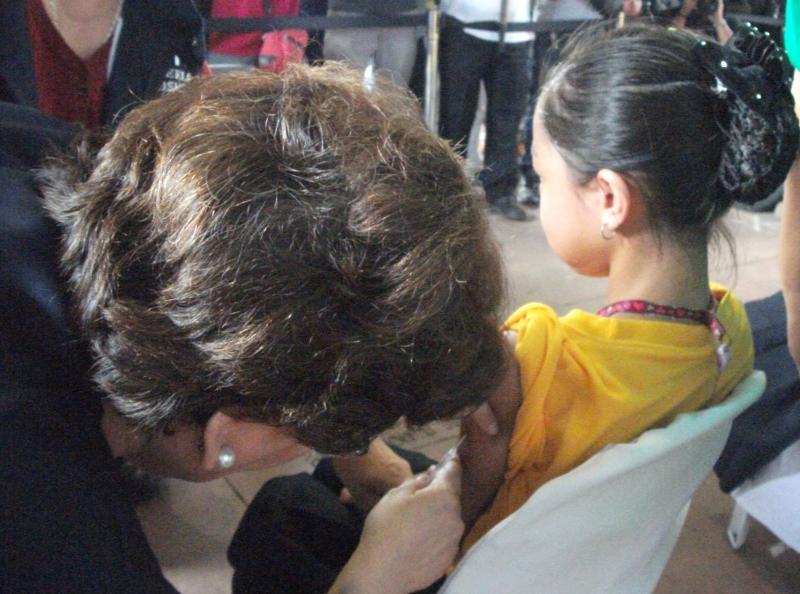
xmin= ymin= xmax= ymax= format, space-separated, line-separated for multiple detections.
xmin=217 ymin=447 xmax=236 ymax=469
xmin=600 ymin=222 xmax=617 ymax=240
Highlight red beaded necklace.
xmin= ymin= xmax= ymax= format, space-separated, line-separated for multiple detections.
xmin=596 ymin=298 xmax=731 ymax=371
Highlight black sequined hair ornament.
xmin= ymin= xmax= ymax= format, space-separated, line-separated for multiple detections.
xmin=692 ymin=23 xmax=800 ymax=206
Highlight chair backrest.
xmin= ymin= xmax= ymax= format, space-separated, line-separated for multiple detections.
xmin=440 ymin=371 xmax=766 ymax=594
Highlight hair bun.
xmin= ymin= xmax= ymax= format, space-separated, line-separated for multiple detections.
xmin=730 ymin=22 xmax=794 ymax=90
xmin=693 ymin=27 xmax=799 ymax=206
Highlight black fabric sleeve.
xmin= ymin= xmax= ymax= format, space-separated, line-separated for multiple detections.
xmin=0 ymin=399 xmax=178 ymax=594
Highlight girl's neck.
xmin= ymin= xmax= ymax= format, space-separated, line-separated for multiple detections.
xmin=605 ymin=234 xmax=711 ymax=311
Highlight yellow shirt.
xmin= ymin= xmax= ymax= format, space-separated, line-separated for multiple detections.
xmin=461 ymin=284 xmax=754 ymax=552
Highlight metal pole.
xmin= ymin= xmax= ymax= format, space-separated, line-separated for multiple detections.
xmin=424 ymin=5 xmax=440 ymax=132
xmin=499 ymin=0 xmax=509 ymax=52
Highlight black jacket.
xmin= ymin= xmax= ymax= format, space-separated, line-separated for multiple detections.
xmin=0 ymin=0 xmax=206 ymax=127
xmin=0 ymin=102 xmax=177 ymax=593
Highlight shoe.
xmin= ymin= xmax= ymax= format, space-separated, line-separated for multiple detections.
xmin=491 ymin=194 xmax=527 ymax=221
xmin=521 ymin=169 xmax=537 ymax=191
xmin=519 ymin=183 xmax=540 ymax=207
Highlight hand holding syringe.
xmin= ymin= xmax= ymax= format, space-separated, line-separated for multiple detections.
xmin=331 ymin=436 xmax=465 ymax=594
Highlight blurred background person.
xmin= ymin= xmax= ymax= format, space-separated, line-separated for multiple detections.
xmin=323 ymin=0 xmax=422 ymax=85
xmin=207 ymin=0 xmax=309 ymax=75
xmin=518 ymin=0 xmax=602 ymax=210
xmin=0 ymin=0 xmax=206 ymax=129
xmin=672 ymin=0 xmax=734 ymax=43
xmin=592 ymin=0 xmax=643 ymax=17
xmin=439 ymin=0 xmax=535 ymax=222
xmin=301 ymin=0 xmax=328 ymax=64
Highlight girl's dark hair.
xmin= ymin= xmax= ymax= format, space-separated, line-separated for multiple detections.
xmin=538 ymin=25 xmax=799 ymax=243
xmin=40 ymin=64 xmax=506 ymax=454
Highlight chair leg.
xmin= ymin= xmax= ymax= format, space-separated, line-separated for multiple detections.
xmin=727 ymin=503 xmax=751 ymax=549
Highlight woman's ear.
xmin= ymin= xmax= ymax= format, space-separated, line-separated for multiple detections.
xmin=594 ymin=168 xmax=637 ymax=234
xmin=201 ymin=411 xmax=236 ymax=472
xmin=201 ymin=411 xmax=308 ymax=473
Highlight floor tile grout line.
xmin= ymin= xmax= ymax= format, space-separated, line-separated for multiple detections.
xmin=223 ymin=477 xmax=250 ymax=507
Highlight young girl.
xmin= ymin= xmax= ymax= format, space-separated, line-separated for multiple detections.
xmin=229 ymin=23 xmax=799 ymax=592
xmin=457 ymin=22 xmax=800 ymax=551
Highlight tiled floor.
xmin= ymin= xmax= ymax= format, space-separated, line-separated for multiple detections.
xmin=137 ymin=204 xmax=800 ymax=593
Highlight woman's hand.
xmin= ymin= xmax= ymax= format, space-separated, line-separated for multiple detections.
xmin=329 ymin=458 xmax=464 ymax=594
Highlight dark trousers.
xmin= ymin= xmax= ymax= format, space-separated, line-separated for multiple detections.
xmin=714 ymin=291 xmax=800 ymax=491
xmin=228 ymin=448 xmax=438 ymax=594
xmin=301 ymin=0 xmax=328 ymax=64
xmin=439 ymin=26 xmax=531 ymax=202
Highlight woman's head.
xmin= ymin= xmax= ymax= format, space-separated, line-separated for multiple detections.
xmin=42 ymin=64 xmax=506 ymax=459
xmin=536 ymin=25 xmax=798 ymax=249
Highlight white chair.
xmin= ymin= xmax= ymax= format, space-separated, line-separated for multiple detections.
xmin=726 ymin=437 xmax=800 ymax=555
xmin=440 ymin=371 xmax=767 ymax=594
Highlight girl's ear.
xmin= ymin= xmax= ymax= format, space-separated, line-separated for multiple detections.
xmin=594 ymin=168 xmax=639 ymax=235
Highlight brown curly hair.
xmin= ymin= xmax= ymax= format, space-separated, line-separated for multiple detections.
xmin=40 ymin=64 xmax=506 ymax=454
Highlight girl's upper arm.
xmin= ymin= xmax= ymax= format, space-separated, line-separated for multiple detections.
xmin=458 ymin=332 xmax=523 ymax=529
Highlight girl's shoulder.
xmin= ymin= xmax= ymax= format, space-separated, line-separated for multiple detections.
xmin=711 ymin=283 xmax=743 ymax=309
xmin=502 ymin=303 xmax=568 ymax=381
xmin=504 ymin=302 xmax=560 ymax=331
xmin=712 ymin=284 xmax=750 ymax=329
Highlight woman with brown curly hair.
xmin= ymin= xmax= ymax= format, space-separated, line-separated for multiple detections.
xmin=0 ymin=63 xmax=507 ymax=592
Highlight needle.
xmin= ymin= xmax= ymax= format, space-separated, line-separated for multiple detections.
xmin=432 ymin=434 xmax=466 ymax=473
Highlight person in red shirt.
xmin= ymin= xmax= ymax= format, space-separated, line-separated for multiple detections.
xmin=0 ymin=0 xmax=207 ymax=129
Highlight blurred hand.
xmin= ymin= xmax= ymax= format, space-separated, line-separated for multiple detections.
xmin=708 ymin=0 xmax=732 ymax=43
xmin=709 ymin=0 xmax=725 ymax=24
xmin=330 ymin=459 xmax=464 ymax=594
xmin=794 ymin=73 xmax=800 ymax=122
xmin=333 ymin=438 xmax=412 ymax=512
xmin=680 ymin=0 xmax=698 ymax=14
xmin=785 ymin=292 xmax=800 ymax=371
xmin=782 ymin=86 xmax=800 ymax=371
xmin=673 ymin=0 xmax=696 ymax=28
